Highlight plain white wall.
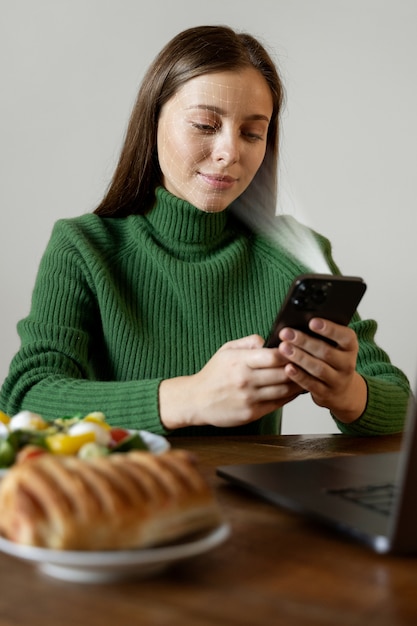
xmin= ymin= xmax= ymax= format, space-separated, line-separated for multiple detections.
xmin=1 ymin=0 xmax=416 ymax=433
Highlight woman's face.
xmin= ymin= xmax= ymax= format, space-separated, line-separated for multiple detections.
xmin=157 ymin=67 xmax=273 ymax=213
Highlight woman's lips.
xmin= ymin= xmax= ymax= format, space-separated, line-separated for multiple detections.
xmin=199 ymin=172 xmax=237 ymax=190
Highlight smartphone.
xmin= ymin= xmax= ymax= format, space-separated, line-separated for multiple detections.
xmin=264 ymin=273 xmax=367 ymax=348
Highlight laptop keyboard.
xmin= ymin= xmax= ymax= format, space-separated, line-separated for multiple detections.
xmin=327 ymin=482 xmax=398 ymax=516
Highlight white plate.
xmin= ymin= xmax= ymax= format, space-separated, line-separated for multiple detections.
xmin=0 ymin=430 xmax=170 ymax=478
xmin=0 ymin=523 xmax=230 ymax=583
xmin=137 ymin=430 xmax=170 ymax=454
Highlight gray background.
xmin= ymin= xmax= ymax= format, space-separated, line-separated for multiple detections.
xmin=1 ymin=0 xmax=416 ymax=433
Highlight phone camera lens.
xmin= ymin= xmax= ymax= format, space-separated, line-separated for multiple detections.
xmin=292 ymin=295 xmax=306 ymax=309
xmin=292 ymin=280 xmax=332 ymax=310
xmin=292 ymin=283 xmax=308 ymax=309
xmin=310 ymin=282 xmax=331 ymax=305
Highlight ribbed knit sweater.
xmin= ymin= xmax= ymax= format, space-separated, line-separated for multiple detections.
xmin=0 ymin=188 xmax=410 ymax=435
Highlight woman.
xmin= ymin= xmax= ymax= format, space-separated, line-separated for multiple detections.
xmin=0 ymin=25 xmax=410 ymax=435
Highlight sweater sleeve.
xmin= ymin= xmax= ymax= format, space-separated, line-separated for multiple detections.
xmin=287 ymin=219 xmax=412 ymax=434
xmin=0 ymin=221 xmax=168 ymax=434
xmin=332 ymin=316 xmax=411 ymax=435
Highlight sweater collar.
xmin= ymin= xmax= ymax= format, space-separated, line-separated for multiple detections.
xmin=145 ymin=187 xmax=230 ymax=245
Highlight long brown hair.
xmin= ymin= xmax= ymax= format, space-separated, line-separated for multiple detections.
xmin=94 ymin=25 xmax=285 ymax=217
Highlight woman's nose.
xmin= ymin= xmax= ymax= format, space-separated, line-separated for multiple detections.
xmin=212 ymin=130 xmax=239 ymax=165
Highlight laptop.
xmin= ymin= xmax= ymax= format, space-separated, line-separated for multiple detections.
xmin=217 ymin=396 xmax=417 ymax=554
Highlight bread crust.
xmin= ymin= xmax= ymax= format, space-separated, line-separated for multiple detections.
xmin=0 ymin=449 xmax=222 ymax=550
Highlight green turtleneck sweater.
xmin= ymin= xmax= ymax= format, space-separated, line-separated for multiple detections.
xmin=0 ymin=188 xmax=411 ymax=435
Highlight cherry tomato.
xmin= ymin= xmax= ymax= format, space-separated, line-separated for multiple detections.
xmin=109 ymin=427 xmax=130 ymax=446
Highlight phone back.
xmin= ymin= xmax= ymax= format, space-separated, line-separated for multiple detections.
xmin=265 ymin=274 xmax=366 ymax=348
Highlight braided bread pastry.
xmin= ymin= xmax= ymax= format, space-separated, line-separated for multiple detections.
xmin=0 ymin=449 xmax=222 ymax=550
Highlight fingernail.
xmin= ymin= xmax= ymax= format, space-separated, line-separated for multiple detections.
xmin=310 ymin=318 xmax=324 ymax=331
xmin=280 ymin=328 xmax=295 ymax=341
xmin=280 ymin=342 xmax=294 ymax=357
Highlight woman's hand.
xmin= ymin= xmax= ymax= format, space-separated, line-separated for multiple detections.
xmin=278 ymin=318 xmax=367 ymax=423
xmin=159 ymin=334 xmax=304 ymax=430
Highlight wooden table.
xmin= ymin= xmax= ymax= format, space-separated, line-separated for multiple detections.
xmin=1 ymin=433 xmax=417 ymax=626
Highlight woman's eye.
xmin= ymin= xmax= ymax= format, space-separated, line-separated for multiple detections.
xmin=246 ymin=134 xmax=262 ymax=141
xmin=242 ymin=130 xmax=265 ymax=142
xmin=190 ymin=120 xmax=265 ymax=141
xmin=192 ymin=122 xmax=218 ymax=133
